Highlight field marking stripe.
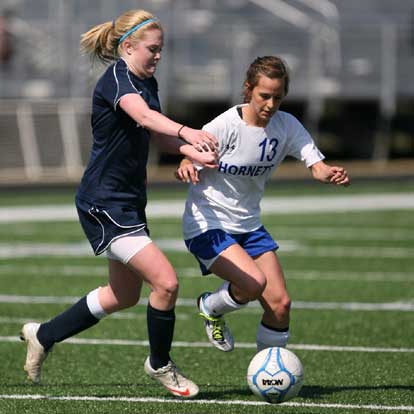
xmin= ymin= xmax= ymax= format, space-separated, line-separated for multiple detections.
xmin=1 ymin=193 xmax=414 ymax=222
xmin=0 ymin=394 xmax=413 ymax=411
xmin=1 ymin=264 xmax=413 ymax=282
xmin=0 ymin=294 xmax=413 ymax=311
xmin=1 ymin=336 xmax=412 ymax=353
xmin=2 ymin=242 xmax=414 ymax=258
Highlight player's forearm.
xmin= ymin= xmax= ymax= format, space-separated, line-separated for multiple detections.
xmin=310 ymin=160 xmax=330 ymax=183
xmin=120 ymin=94 xmax=182 ymax=138
xmin=141 ymin=110 xmax=183 ymax=137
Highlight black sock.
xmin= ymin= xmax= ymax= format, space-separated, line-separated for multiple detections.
xmin=37 ymin=296 xmax=99 ymax=351
xmin=261 ymin=321 xmax=289 ymax=332
xmin=147 ymin=303 xmax=175 ymax=370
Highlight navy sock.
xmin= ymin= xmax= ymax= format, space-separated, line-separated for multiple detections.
xmin=147 ymin=303 xmax=175 ymax=370
xmin=37 ymin=296 xmax=99 ymax=351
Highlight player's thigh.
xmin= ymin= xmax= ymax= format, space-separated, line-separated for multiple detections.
xmin=210 ymin=243 xmax=266 ymax=292
xmin=254 ymin=251 xmax=290 ymax=311
xmin=126 ymin=241 xmax=177 ymax=292
xmin=106 ymin=258 xmax=143 ymax=304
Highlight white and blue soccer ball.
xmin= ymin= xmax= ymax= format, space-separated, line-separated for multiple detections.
xmin=247 ymin=347 xmax=304 ymax=404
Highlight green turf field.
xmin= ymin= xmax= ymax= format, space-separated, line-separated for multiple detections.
xmin=0 ymin=180 xmax=413 ymax=414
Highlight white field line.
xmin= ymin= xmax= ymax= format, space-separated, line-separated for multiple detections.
xmin=255 ymin=226 xmax=414 ymax=241
xmin=1 ymin=193 xmax=414 ymax=223
xmin=0 ymin=394 xmax=413 ymax=412
xmin=1 ymin=241 xmax=414 ymax=258
xmin=300 ymin=246 xmax=414 ymax=258
xmin=0 ymin=335 xmax=413 ymax=353
xmin=0 ymin=264 xmax=413 ymax=282
xmin=0 ymin=294 xmax=413 ymax=312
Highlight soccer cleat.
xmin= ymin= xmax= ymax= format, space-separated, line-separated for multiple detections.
xmin=197 ymin=293 xmax=234 ymax=352
xmin=144 ymin=357 xmax=199 ymax=398
xmin=20 ymin=322 xmax=49 ymax=384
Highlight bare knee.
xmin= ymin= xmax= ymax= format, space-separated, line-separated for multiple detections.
xmin=152 ymin=274 xmax=179 ymax=303
xmin=271 ymin=293 xmax=291 ymax=318
xmin=160 ymin=279 xmax=179 ymax=300
xmin=233 ymin=273 xmax=267 ymax=302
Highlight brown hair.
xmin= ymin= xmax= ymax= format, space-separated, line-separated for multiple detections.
xmin=243 ymin=56 xmax=290 ymax=103
xmin=80 ymin=9 xmax=162 ymax=64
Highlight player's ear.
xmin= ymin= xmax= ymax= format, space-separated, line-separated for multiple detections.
xmin=243 ymin=81 xmax=253 ymax=102
xmin=123 ymin=40 xmax=134 ymax=55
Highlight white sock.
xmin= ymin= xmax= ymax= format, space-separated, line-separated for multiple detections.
xmin=86 ymin=287 xmax=107 ymax=320
xmin=203 ymin=281 xmax=246 ymax=316
xmin=256 ymin=322 xmax=289 ymax=352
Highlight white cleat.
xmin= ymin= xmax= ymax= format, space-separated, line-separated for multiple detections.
xmin=144 ymin=357 xmax=199 ymax=398
xmin=197 ymin=293 xmax=234 ymax=352
xmin=20 ymin=322 xmax=49 ymax=384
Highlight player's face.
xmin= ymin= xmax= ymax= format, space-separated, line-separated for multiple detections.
xmin=126 ymin=29 xmax=163 ymax=79
xmin=248 ymin=75 xmax=286 ymax=127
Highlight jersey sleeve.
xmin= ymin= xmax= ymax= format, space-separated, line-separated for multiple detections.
xmin=285 ymin=113 xmax=325 ymax=167
xmin=202 ymin=114 xmax=230 ymax=155
xmin=100 ymin=60 xmax=143 ymax=110
xmin=187 ymin=114 xmax=229 ymax=171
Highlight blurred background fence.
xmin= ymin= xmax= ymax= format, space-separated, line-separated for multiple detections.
xmin=0 ymin=0 xmax=413 ymax=185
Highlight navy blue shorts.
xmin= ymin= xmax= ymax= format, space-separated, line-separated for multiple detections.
xmin=184 ymin=226 xmax=278 ymax=275
xmin=75 ymin=197 xmax=148 ymax=255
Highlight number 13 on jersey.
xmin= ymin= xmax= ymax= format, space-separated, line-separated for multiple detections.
xmin=259 ymin=137 xmax=279 ymax=162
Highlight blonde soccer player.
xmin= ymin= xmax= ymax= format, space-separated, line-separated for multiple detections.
xmin=20 ymin=9 xmax=218 ymax=398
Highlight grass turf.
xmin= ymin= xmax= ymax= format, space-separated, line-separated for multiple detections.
xmin=0 ymin=179 xmax=413 ymax=413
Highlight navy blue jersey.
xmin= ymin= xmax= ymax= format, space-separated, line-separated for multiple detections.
xmin=77 ymin=58 xmax=161 ymax=209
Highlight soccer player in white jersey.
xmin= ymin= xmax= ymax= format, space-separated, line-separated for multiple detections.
xmin=176 ymin=56 xmax=350 ymax=353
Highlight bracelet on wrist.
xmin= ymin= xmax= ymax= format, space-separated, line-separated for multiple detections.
xmin=177 ymin=125 xmax=185 ymax=138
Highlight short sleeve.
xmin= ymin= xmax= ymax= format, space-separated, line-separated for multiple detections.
xmin=285 ymin=113 xmax=325 ymax=167
xmin=189 ymin=113 xmax=230 ymax=171
xmin=100 ymin=60 xmax=142 ymax=110
xmin=202 ymin=115 xmax=231 ymax=155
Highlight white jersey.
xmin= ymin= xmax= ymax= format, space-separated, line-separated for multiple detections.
xmin=182 ymin=105 xmax=324 ymax=239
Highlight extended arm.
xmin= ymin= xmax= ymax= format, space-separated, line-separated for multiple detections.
xmin=119 ymin=94 xmax=218 ymax=150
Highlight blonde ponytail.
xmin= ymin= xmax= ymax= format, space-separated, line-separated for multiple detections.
xmin=80 ymin=21 xmax=117 ymax=63
xmin=80 ymin=9 xmax=162 ymax=64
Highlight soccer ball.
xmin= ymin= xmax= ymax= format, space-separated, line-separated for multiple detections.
xmin=247 ymin=347 xmax=304 ymax=404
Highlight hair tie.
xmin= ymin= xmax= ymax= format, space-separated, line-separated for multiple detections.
xmin=112 ymin=19 xmax=115 ymax=28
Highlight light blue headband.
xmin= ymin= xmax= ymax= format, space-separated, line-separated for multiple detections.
xmin=118 ymin=18 xmax=157 ymax=45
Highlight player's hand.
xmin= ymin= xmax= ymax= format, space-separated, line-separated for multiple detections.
xmin=179 ymin=127 xmax=219 ymax=153
xmin=179 ymin=144 xmax=218 ymax=171
xmin=311 ymin=161 xmax=350 ymax=187
xmin=191 ymin=149 xmax=218 ymax=170
xmin=328 ymin=166 xmax=350 ymax=186
xmin=175 ymin=159 xmax=199 ymax=184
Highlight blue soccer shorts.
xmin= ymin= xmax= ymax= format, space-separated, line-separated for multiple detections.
xmin=184 ymin=226 xmax=278 ymax=275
